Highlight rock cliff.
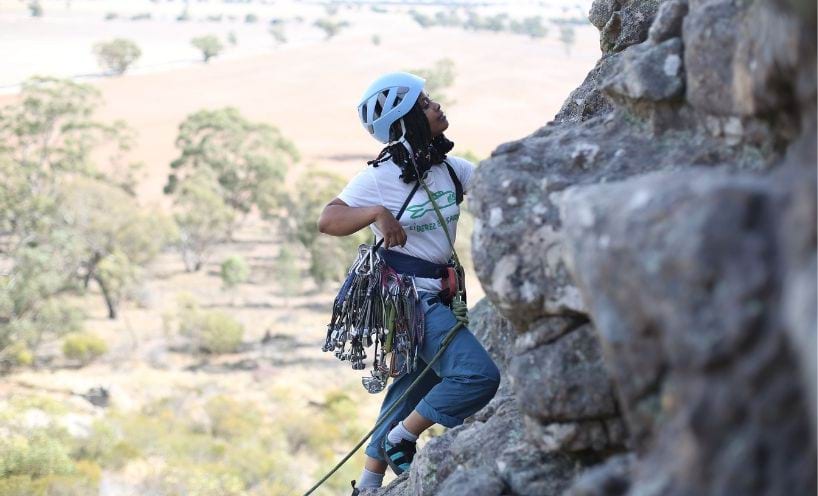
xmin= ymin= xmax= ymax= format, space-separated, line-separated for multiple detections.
xmin=375 ymin=0 xmax=816 ymax=494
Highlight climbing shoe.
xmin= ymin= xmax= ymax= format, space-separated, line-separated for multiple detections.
xmin=380 ymin=434 xmax=417 ymax=475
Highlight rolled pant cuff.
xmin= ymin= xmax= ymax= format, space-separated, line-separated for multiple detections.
xmin=365 ymin=444 xmax=385 ymax=462
xmin=416 ymin=398 xmax=463 ymax=428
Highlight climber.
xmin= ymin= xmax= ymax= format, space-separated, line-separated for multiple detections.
xmin=317 ymin=72 xmax=501 ymax=493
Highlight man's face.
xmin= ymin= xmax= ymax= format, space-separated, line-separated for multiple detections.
xmin=419 ymin=93 xmax=448 ymax=137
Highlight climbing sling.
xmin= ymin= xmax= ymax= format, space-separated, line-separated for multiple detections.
xmin=306 ymin=160 xmax=468 ymax=496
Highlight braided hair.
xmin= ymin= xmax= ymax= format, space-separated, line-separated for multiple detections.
xmin=367 ymin=99 xmax=454 ymax=184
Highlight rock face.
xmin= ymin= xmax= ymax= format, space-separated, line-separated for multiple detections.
xmin=374 ymin=0 xmax=816 ymax=494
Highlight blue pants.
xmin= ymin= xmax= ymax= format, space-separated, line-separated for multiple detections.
xmin=364 ymin=292 xmax=501 ymax=461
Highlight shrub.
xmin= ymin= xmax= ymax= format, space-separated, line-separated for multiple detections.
xmin=198 ymin=312 xmax=243 ymax=354
xmin=104 ymin=12 xmax=118 ymax=21
xmin=204 ymin=395 xmax=261 ymax=439
xmin=0 ymin=432 xmax=74 ymax=479
xmin=227 ymin=31 xmax=237 ymax=46
xmin=371 ymin=34 xmax=381 ymax=46
xmin=314 ymin=18 xmax=349 ymax=40
xmin=269 ymin=24 xmax=287 ymax=44
xmin=28 ymin=1 xmax=43 ymax=17
xmin=62 ymin=332 xmax=107 ymax=364
xmin=191 ymin=35 xmax=224 ymax=63
xmin=177 ymin=300 xmax=244 ymax=354
xmin=220 ymin=255 xmax=249 ymax=289
xmin=93 ymin=38 xmax=142 ymax=75
xmin=130 ymin=13 xmax=151 ymax=21
xmin=245 ymin=13 xmax=258 ymax=23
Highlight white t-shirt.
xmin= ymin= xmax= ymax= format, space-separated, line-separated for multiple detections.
xmin=337 ymin=155 xmax=476 ymax=292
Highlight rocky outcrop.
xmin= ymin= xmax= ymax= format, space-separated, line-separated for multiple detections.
xmin=376 ymin=0 xmax=816 ymax=494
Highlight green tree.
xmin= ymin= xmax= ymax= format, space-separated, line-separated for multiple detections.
xmin=191 ymin=35 xmax=224 ymax=63
xmin=286 ymin=169 xmax=368 ymax=287
xmin=274 ymin=245 xmax=301 ymax=298
xmin=28 ymin=1 xmax=43 ymax=17
xmin=171 ymin=171 xmax=235 ymax=272
xmin=314 ymin=18 xmax=349 ymax=40
xmin=269 ymin=24 xmax=287 ymax=44
xmin=510 ymin=16 xmax=548 ymax=38
xmin=0 ymin=77 xmax=141 ymax=366
xmin=220 ymin=255 xmax=249 ymax=289
xmin=560 ymin=25 xmax=576 ymax=54
xmin=93 ymin=38 xmax=142 ymax=75
xmin=62 ymin=177 xmax=173 ymax=319
xmin=411 ymin=58 xmax=456 ymax=107
xmin=165 ymin=107 xmax=299 ymax=222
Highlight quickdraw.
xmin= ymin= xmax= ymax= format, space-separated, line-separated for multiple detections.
xmin=322 ymin=245 xmax=424 ymax=393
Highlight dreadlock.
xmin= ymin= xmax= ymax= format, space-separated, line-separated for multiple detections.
xmin=367 ymin=100 xmax=454 ymax=183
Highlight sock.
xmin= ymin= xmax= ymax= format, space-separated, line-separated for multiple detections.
xmin=357 ymin=468 xmax=384 ymax=489
xmin=387 ymin=421 xmax=419 ymax=445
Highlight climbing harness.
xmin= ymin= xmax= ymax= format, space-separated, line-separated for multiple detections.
xmin=321 ymin=161 xmax=465 ymax=394
xmin=306 ymin=151 xmax=468 ymax=496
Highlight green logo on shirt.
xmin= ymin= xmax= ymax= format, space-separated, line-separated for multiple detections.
xmin=406 ymin=190 xmax=456 ymax=219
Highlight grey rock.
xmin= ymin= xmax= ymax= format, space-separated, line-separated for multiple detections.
xmin=497 ymin=445 xmax=586 ymax=496
xmin=510 ymin=324 xmax=619 ymax=423
xmin=524 ymin=416 xmax=627 ymax=453
xmin=589 ymin=0 xmax=662 ymax=53
xmin=683 ymin=0 xmax=741 ymax=115
xmin=468 ymin=298 xmax=516 ymax=371
xmin=408 ymin=425 xmax=460 ymax=496
xmin=560 ymin=169 xmax=817 ymax=493
xmin=647 ymin=0 xmax=688 ymax=43
xmin=565 ymin=453 xmax=634 ymax=496
xmin=554 ymin=53 xmax=619 ymax=124
xmin=436 ymin=466 xmax=506 ymax=496
xmin=602 ymin=38 xmax=685 ymax=103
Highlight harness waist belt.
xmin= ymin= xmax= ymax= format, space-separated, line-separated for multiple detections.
xmin=378 ymin=249 xmax=449 ymax=279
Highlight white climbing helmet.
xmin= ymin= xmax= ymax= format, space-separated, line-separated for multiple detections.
xmin=358 ymin=72 xmax=425 ymax=144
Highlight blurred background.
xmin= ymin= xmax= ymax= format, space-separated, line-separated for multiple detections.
xmin=0 ymin=1 xmax=600 ymax=494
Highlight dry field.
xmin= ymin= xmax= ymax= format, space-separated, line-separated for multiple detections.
xmin=0 ymin=1 xmax=600 ymax=493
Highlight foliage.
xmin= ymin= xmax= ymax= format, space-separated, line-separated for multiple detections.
xmin=165 ymin=107 xmax=299 ymax=221
xmin=175 ymin=297 xmax=244 ymax=354
xmin=411 ymin=58 xmax=456 ymax=107
xmin=62 ymin=332 xmax=107 ymax=364
xmin=244 ymin=13 xmax=258 ymax=23
xmin=171 ymin=171 xmax=234 ymax=272
xmin=62 ymin=177 xmax=173 ymax=318
xmin=0 ymin=77 xmax=156 ymax=368
xmin=273 ymin=245 xmax=301 ymax=296
xmin=510 ymin=16 xmax=548 ymax=38
xmin=314 ymin=17 xmax=349 ymax=40
xmin=456 ymin=149 xmax=483 ymax=164
xmin=283 ymin=169 xmax=368 ymax=287
xmin=220 ymin=255 xmax=249 ymax=289
xmin=28 ymin=1 xmax=43 ymax=17
xmin=371 ymin=34 xmax=381 ymax=46
xmin=104 ymin=12 xmax=117 ymax=21
xmin=227 ymin=31 xmax=237 ymax=46
xmin=269 ymin=24 xmax=287 ymax=44
xmin=560 ymin=25 xmax=577 ymax=53
xmin=93 ymin=38 xmax=141 ymax=75
xmin=191 ymin=35 xmax=224 ymax=63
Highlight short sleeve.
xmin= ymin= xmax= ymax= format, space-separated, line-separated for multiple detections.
xmin=448 ymin=156 xmax=477 ymax=192
xmin=337 ymin=167 xmax=384 ymax=207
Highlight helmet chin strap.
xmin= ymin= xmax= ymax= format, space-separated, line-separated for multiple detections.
xmin=386 ymin=119 xmax=412 ymax=153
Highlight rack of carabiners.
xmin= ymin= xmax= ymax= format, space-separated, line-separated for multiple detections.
xmin=322 ymin=245 xmax=425 ymax=394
